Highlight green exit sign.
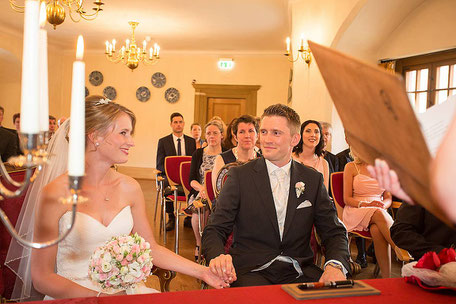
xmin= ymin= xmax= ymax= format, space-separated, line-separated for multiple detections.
xmin=218 ymin=58 xmax=234 ymax=70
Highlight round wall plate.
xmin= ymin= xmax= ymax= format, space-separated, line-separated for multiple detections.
xmin=136 ymin=86 xmax=151 ymax=102
xmin=151 ymin=72 xmax=166 ymax=88
xmin=89 ymin=71 xmax=104 ymax=86
xmin=103 ymin=86 xmax=117 ymax=100
xmin=164 ymin=87 xmax=180 ymax=103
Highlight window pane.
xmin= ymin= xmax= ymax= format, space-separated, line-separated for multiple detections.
xmin=436 ymin=90 xmax=448 ymax=104
xmin=408 ymin=92 xmax=415 ymax=107
xmin=405 ymin=70 xmax=416 ymax=92
xmin=417 ymin=92 xmax=427 ymax=113
xmin=451 ymin=64 xmax=456 ymax=88
xmin=417 ymin=68 xmax=428 ymax=91
xmin=436 ymin=65 xmax=449 ymax=89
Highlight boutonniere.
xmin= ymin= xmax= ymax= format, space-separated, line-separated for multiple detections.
xmin=295 ymin=181 xmax=305 ymax=198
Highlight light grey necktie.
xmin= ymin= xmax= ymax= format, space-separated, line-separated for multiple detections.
xmin=273 ymin=168 xmax=287 ymax=239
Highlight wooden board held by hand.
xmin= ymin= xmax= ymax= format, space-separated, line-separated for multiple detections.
xmin=308 ymin=40 xmax=451 ymax=227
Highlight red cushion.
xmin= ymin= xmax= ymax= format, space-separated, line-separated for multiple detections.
xmin=165 ymin=156 xmax=192 ymax=185
xmin=166 ymin=195 xmax=187 ymax=202
xmin=179 ymin=162 xmax=192 ymax=194
xmin=0 ymin=169 xmax=32 ymax=299
xmin=204 ymin=171 xmax=215 ymax=202
xmin=330 ymin=172 xmax=345 ymax=208
xmin=351 ymin=230 xmax=372 ymax=239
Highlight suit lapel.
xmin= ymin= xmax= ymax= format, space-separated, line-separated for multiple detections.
xmin=283 ymin=160 xmax=301 ymax=238
xmin=252 ymin=158 xmax=281 ymax=240
xmin=167 ymin=134 xmax=177 ymax=155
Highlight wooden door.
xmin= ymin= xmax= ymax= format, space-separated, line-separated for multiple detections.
xmin=207 ymin=98 xmax=246 ymax=124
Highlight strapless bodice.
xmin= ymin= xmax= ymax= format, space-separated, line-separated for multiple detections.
xmin=55 ymin=206 xmax=133 ymax=292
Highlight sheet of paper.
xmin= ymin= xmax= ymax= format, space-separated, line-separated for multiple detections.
xmin=417 ymin=94 xmax=456 ymax=157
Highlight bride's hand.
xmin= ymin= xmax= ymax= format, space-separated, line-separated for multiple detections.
xmin=200 ymin=266 xmax=232 ymax=289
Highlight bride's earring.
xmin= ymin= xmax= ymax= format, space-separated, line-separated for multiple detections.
xmin=95 ymin=142 xmax=100 ymax=150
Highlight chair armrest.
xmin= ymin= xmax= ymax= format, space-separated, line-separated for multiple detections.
xmin=151 ymin=266 xmax=176 ymax=292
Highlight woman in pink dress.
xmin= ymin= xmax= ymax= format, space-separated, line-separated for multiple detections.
xmin=343 ymin=148 xmax=398 ymax=278
xmin=292 ymin=120 xmax=329 ymax=189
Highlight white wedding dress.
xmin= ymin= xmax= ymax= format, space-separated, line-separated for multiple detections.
xmin=44 ymin=205 xmax=158 ymax=300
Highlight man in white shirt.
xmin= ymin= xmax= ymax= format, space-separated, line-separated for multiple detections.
xmin=156 ymin=112 xmax=196 ymax=230
xmin=202 ymin=104 xmax=350 ymax=286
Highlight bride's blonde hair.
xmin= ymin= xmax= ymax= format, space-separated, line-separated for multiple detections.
xmin=85 ymin=95 xmax=136 ymax=138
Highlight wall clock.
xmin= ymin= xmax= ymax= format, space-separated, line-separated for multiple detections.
xmin=164 ymin=87 xmax=180 ymax=103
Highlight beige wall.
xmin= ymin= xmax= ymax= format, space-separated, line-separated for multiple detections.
xmin=289 ymin=0 xmax=361 ymax=126
xmin=0 ymin=24 xmax=65 ymax=129
xmin=58 ymin=51 xmax=291 ymax=168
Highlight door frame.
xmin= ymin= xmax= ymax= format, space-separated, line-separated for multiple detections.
xmin=192 ymin=83 xmax=261 ymax=126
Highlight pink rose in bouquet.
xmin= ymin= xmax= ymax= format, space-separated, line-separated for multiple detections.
xmin=89 ymin=233 xmax=153 ymax=292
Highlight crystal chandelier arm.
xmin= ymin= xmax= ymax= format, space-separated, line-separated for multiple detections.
xmin=0 ymin=200 xmax=78 ymax=249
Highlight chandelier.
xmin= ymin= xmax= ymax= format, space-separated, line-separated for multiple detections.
xmin=9 ymin=0 xmax=104 ymax=29
xmin=105 ymin=21 xmax=160 ymax=71
xmin=284 ymin=36 xmax=312 ymax=66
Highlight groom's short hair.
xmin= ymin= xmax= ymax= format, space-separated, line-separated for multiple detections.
xmin=261 ymin=104 xmax=301 ymax=135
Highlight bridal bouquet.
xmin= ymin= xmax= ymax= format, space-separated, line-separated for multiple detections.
xmin=89 ymin=233 xmax=153 ymax=292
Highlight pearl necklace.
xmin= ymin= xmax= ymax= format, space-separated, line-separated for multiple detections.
xmin=233 ymin=147 xmax=257 ymax=162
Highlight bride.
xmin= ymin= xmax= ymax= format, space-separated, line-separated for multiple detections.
xmin=6 ymin=96 xmax=228 ymax=301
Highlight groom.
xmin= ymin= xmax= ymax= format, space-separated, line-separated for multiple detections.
xmin=202 ymin=104 xmax=350 ymax=286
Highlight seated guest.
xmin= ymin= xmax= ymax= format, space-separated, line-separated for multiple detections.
xmin=202 ymin=104 xmax=350 ymax=287
xmin=211 ymin=115 xmax=260 ymax=196
xmin=320 ymin=122 xmax=339 ymax=174
xmin=12 ymin=113 xmax=23 ymax=154
xmin=0 ymin=127 xmax=18 ymax=162
xmin=222 ymin=118 xmax=237 ymax=150
xmin=367 ymin=160 xmax=456 ymax=259
xmin=343 ymin=149 xmax=399 ymax=278
xmin=156 ymin=112 xmax=196 ymax=231
xmin=48 ymin=115 xmax=57 ymax=138
xmin=185 ymin=120 xmax=225 ymax=261
xmin=292 ymin=120 xmax=329 ymax=189
xmin=190 ymin=122 xmax=205 ymax=148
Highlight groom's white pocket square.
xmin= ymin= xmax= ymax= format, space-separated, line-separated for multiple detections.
xmin=297 ymin=200 xmax=312 ymax=209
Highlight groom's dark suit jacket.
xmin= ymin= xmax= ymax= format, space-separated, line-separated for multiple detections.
xmin=202 ymin=157 xmax=351 ymax=276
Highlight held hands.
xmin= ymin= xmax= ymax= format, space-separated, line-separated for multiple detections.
xmin=319 ymin=265 xmax=346 ymax=283
xmin=367 ymin=159 xmax=414 ymax=205
xmin=208 ymin=254 xmax=237 ymax=286
xmin=200 ymin=265 xmax=231 ymax=289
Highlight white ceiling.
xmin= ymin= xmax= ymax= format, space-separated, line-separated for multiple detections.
xmin=0 ymin=0 xmax=290 ymax=52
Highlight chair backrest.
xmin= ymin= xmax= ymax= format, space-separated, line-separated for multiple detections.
xmin=164 ymin=156 xmax=192 ymax=186
xmin=330 ymin=171 xmax=345 ymax=219
xmin=214 ymin=161 xmax=243 ymax=197
xmin=179 ymin=161 xmax=192 ymax=198
xmin=204 ymin=171 xmax=215 ymax=208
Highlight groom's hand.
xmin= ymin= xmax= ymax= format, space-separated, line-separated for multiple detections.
xmin=209 ymin=254 xmax=237 ymax=283
xmin=319 ymin=265 xmax=346 ymax=282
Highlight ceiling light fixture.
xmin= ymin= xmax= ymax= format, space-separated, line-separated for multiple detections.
xmin=105 ymin=21 xmax=160 ymax=71
xmin=10 ymin=0 xmax=104 ymax=29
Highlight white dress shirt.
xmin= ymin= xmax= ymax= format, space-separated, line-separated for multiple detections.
xmin=172 ymin=134 xmax=186 ymax=156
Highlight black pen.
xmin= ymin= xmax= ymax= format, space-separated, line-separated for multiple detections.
xmin=297 ymin=280 xmax=354 ymax=290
